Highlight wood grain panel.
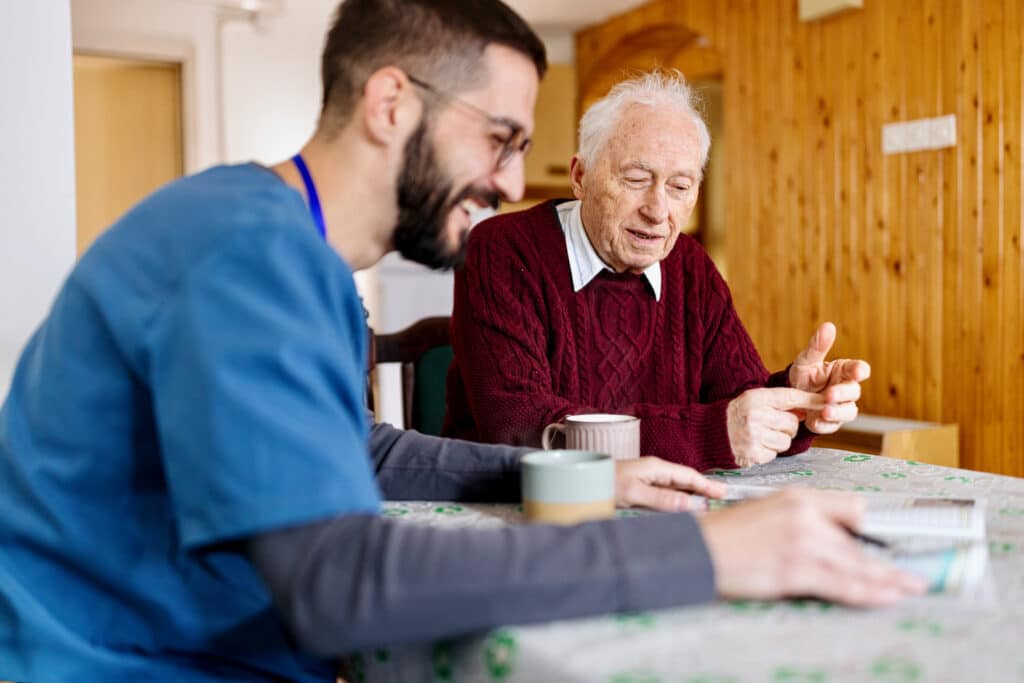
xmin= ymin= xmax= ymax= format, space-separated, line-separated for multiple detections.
xmin=980 ymin=0 xmax=1004 ymax=474
xmin=577 ymin=0 xmax=1024 ymax=475
xmin=1003 ymin=0 xmax=1024 ymax=476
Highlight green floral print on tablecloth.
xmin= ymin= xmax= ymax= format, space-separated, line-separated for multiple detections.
xmin=609 ymin=672 xmax=661 ymax=683
xmin=729 ymin=600 xmax=775 ymax=613
xmin=788 ymin=599 xmax=834 ymax=613
xmin=612 ymin=611 xmax=656 ymax=629
xmin=772 ymin=666 xmax=827 ymax=682
xmin=869 ymin=656 xmax=922 ymax=681
xmin=432 ymin=642 xmax=456 ymax=682
xmin=990 ymin=540 xmax=1018 ymax=554
xmin=897 ymin=618 xmax=944 ymax=636
xmin=483 ymin=630 xmax=516 ymax=680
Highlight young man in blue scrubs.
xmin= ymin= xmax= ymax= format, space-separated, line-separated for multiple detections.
xmin=0 ymin=0 xmax=925 ymax=680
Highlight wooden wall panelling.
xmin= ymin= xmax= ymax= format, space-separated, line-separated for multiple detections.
xmin=921 ymin=0 xmax=943 ymax=424
xmin=1003 ymin=0 xmax=1024 ymax=476
xmin=845 ymin=0 xmax=867 ymax=399
xmin=986 ymin=0 xmax=1008 ymax=471
xmin=882 ymin=0 xmax=906 ymax=421
xmin=811 ymin=9 xmax=832 ymax=364
xmin=727 ymin=0 xmax=761 ymax=354
xmin=863 ymin=0 xmax=887 ymax=427
xmin=757 ymin=0 xmax=780 ymax=364
xmin=960 ymin=0 xmax=984 ymax=472
xmin=577 ymin=0 xmax=1023 ymax=475
xmin=980 ymin=0 xmax=1003 ymax=473
xmin=719 ymin=0 xmax=748 ymax=323
xmin=781 ymin=0 xmax=800 ymax=366
xmin=778 ymin=0 xmax=801 ymax=368
xmin=906 ymin=2 xmax=929 ymax=425
xmin=939 ymin=0 xmax=964 ymax=470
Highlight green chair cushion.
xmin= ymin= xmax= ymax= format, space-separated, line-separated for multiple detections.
xmin=412 ymin=345 xmax=454 ymax=436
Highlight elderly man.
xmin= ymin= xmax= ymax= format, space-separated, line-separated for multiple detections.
xmin=445 ymin=71 xmax=869 ymax=471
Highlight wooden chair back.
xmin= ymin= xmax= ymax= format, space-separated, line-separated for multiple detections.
xmin=372 ymin=316 xmax=452 ymax=435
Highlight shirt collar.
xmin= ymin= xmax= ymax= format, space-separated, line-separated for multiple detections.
xmin=557 ymin=199 xmax=662 ymax=301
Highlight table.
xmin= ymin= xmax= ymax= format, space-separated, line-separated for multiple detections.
xmin=350 ymin=448 xmax=1024 ymax=683
xmin=814 ymin=415 xmax=960 ymax=468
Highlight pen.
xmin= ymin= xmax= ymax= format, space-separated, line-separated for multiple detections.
xmin=849 ymin=530 xmax=890 ymax=549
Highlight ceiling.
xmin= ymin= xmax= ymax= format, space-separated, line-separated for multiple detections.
xmin=187 ymin=0 xmax=649 ymax=32
xmin=502 ymin=0 xmax=649 ymax=30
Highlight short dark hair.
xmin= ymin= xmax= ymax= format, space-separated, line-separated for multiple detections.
xmin=319 ymin=0 xmax=547 ymax=132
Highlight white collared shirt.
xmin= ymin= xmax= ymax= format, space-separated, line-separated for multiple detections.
xmin=556 ymin=199 xmax=662 ymax=301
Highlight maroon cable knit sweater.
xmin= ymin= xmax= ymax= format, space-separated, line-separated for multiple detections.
xmin=442 ymin=200 xmax=813 ymax=471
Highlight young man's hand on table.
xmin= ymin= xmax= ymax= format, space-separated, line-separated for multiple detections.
xmin=698 ymin=488 xmax=928 ymax=607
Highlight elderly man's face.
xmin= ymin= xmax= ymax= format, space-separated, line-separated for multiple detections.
xmin=572 ymin=104 xmax=703 ymax=274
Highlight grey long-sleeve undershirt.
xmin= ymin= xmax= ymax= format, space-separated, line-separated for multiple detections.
xmin=246 ymin=420 xmax=717 ymax=657
xmin=366 ymin=419 xmax=525 ymax=501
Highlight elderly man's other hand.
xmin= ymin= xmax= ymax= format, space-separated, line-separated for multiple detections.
xmin=789 ymin=322 xmax=871 ymax=434
xmin=727 ymin=388 xmax=826 ymax=468
xmin=614 ymin=457 xmax=727 ymax=512
xmin=699 ymin=489 xmax=928 ymax=606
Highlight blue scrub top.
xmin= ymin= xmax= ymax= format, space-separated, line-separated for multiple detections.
xmin=0 ymin=164 xmax=381 ymax=681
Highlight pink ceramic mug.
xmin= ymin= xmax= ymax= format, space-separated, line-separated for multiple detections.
xmin=541 ymin=413 xmax=640 ymax=461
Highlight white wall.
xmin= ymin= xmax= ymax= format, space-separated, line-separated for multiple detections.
xmin=0 ymin=2 xmax=77 ymax=393
xmin=220 ymin=0 xmax=337 ymax=165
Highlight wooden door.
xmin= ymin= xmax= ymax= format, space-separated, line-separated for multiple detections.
xmin=73 ymin=54 xmax=183 ymax=255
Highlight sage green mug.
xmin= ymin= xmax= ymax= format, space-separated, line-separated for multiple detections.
xmin=521 ymin=449 xmax=615 ymax=525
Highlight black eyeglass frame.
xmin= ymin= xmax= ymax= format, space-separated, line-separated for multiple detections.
xmin=407 ymin=75 xmax=532 ymax=170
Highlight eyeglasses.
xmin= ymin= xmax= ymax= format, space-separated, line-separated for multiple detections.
xmin=407 ymin=75 xmax=531 ymax=170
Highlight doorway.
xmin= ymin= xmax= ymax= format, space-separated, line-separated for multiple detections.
xmin=73 ymin=54 xmax=184 ymax=255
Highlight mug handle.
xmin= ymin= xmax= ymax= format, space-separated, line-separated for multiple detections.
xmin=541 ymin=423 xmax=565 ymax=450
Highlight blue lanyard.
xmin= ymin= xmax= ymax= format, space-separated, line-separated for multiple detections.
xmin=291 ymin=153 xmax=326 ymax=241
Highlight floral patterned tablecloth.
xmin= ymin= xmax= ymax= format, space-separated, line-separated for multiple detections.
xmin=350 ymin=448 xmax=1024 ymax=683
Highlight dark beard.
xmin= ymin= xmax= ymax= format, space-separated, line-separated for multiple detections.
xmin=393 ymin=120 xmax=498 ymax=270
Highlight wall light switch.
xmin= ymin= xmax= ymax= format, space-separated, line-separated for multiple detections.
xmin=799 ymin=0 xmax=863 ymax=22
xmin=882 ymin=114 xmax=957 ymax=155
xmin=882 ymin=123 xmax=904 ymax=155
xmin=904 ymin=120 xmax=930 ymax=152
xmin=929 ymin=114 xmax=957 ymax=148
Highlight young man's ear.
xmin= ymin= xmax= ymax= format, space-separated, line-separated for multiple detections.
xmin=361 ymin=67 xmax=421 ymax=145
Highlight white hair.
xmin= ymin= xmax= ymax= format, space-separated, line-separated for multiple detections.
xmin=577 ymin=69 xmax=711 ymax=173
